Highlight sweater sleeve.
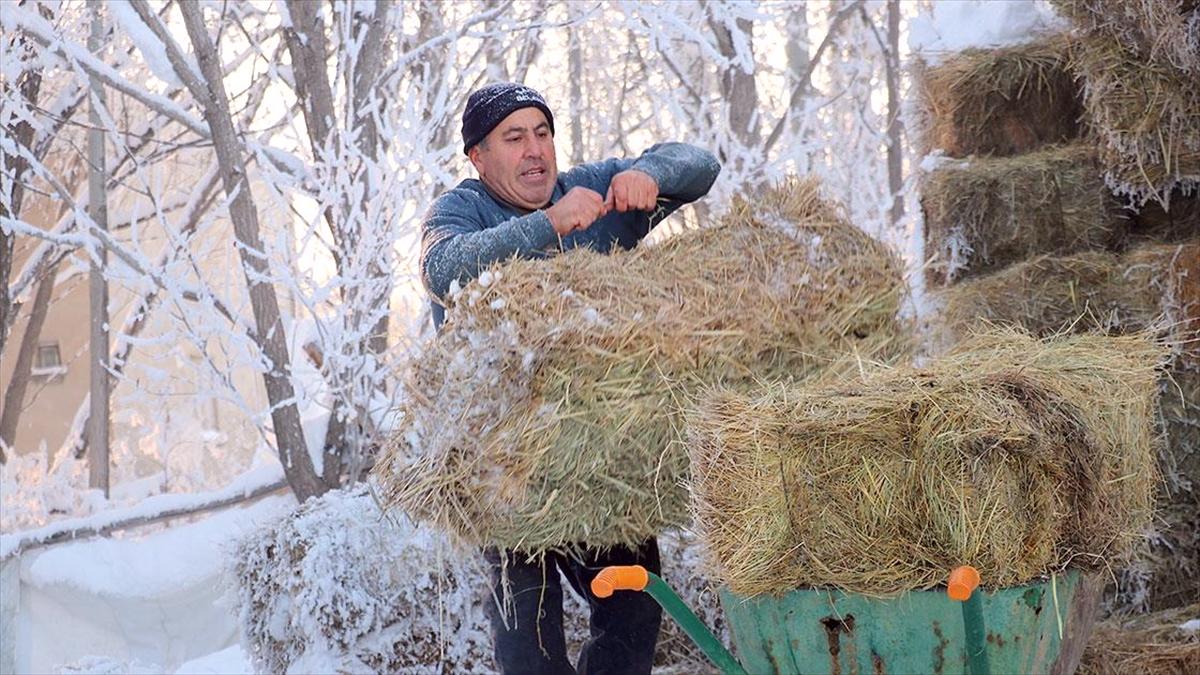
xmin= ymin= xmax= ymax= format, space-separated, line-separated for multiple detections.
xmin=559 ymin=142 xmax=722 ymax=235
xmin=419 ymin=191 xmax=558 ymax=302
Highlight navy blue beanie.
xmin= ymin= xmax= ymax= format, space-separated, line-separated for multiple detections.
xmin=462 ymin=83 xmax=555 ymax=154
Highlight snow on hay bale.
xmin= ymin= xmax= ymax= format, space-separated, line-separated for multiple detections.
xmin=921 ymin=144 xmax=1120 ymax=286
xmin=1051 ymin=0 xmax=1200 ymax=76
xmin=1066 ymin=18 xmax=1200 ymax=206
xmin=231 ymin=486 xmax=728 ymax=674
xmin=373 ymin=178 xmax=911 ymax=554
xmin=1079 ymin=602 xmax=1200 ymax=675
xmin=686 ymin=330 xmax=1166 ymax=597
xmin=915 ymin=35 xmax=1083 ymax=158
xmin=231 ymin=486 xmax=494 ymax=673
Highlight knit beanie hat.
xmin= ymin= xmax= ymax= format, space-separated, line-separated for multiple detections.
xmin=462 ymin=82 xmax=555 ymax=154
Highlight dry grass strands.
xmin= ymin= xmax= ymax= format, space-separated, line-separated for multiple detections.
xmin=1079 ymin=602 xmax=1200 ymax=675
xmin=939 ymin=241 xmax=1197 ymax=341
xmin=922 ymin=144 xmax=1120 ymax=286
xmin=374 ymin=178 xmax=911 ymax=554
xmin=1052 ymin=0 xmax=1200 ymax=75
xmin=687 ymin=330 xmax=1166 ymax=597
xmin=915 ymin=35 xmax=1083 ymax=158
xmin=1069 ymin=29 xmax=1200 ymax=206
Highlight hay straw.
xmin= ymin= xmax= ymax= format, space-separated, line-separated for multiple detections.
xmin=921 ymin=144 xmax=1121 ymax=286
xmin=687 ymin=330 xmax=1167 ymax=597
xmin=915 ymin=35 xmax=1083 ymax=158
xmin=1079 ymin=602 xmax=1200 ymax=675
xmin=1052 ymin=0 xmax=1200 ymax=75
xmin=374 ymin=178 xmax=911 ymax=554
xmin=1068 ymin=27 xmax=1200 ymax=206
xmin=939 ymin=241 xmax=1197 ymax=341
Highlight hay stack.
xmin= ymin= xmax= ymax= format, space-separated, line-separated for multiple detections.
xmin=1079 ymin=602 xmax=1200 ymax=675
xmin=922 ymin=144 xmax=1121 ymax=285
xmin=916 ymin=35 xmax=1083 ymax=158
xmin=375 ymin=179 xmax=911 ymax=553
xmin=687 ymin=331 xmax=1166 ymax=597
xmin=1065 ymin=10 xmax=1200 ymax=205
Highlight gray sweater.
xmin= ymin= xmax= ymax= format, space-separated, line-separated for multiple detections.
xmin=420 ymin=142 xmax=721 ymax=327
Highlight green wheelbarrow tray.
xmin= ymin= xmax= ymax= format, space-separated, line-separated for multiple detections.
xmin=591 ymin=565 xmax=1104 ymax=675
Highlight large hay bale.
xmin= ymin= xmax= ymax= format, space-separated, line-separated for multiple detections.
xmin=374 ymin=179 xmax=911 ymax=553
xmin=1052 ymin=0 xmax=1200 ymax=75
xmin=1079 ymin=602 xmax=1200 ymax=675
xmin=1069 ymin=29 xmax=1200 ymax=206
xmin=915 ymin=35 xmax=1083 ymax=158
xmin=687 ymin=331 xmax=1166 ymax=597
xmin=922 ymin=144 xmax=1121 ymax=286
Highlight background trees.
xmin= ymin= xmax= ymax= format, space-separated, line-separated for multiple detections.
xmin=1 ymin=0 xmax=919 ymax=509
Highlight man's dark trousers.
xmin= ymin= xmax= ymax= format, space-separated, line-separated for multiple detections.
xmin=485 ymin=539 xmax=662 ymax=674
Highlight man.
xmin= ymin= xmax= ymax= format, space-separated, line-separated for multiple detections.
xmin=419 ymin=82 xmax=720 ymax=674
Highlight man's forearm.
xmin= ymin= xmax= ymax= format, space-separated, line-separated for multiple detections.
xmin=421 ymin=210 xmax=557 ymax=301
xmin=631 ymin=142 xmax=721 ymax=204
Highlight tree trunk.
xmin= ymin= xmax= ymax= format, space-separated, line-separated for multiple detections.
xmin=785 ymin=4 xmax=811 ymax=142
xmin=885 ymin=0 xmax=904 ymax=226
xmin=86 ymin=0 xmax=110 ymax=496
xmin=568 ymin=3 xmax=585 ymax=166
xmin=0 ymin=263 xmax=59 ymax=462
xmin=0 ymin=8 xmax=48 ymax=357
xmin=178 ymin=1 xmax=325 ymax=502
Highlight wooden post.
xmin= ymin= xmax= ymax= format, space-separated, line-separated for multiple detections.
xmin=87 ymin=0 xmax=110 ymax=496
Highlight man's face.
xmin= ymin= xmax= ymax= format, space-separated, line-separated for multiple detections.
xmin=468 ymin=107 xmax=557 ymax=212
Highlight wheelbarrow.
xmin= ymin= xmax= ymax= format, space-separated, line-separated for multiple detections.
xmin=591 ymin=565 xmax=1102 ymax=674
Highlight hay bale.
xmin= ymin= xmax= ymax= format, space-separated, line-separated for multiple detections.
xmin=687 ymin=330 xmax=1166 ymax=597
xmin=1069 ymin=29 xmax=1200 ymax=206
xmin=374 ymin=179 xmax=911 ymax=553
xmin=922 ymin=144 xmax=1122 ymax=286
xmin=1052 ymin=0 xmax=1200 ymax=74
xmin=1079 ymin=602 xmax=1200 ymax=675
xmin=939 ymin=242 xmax=1196 ymax=339
xmin=915 ymin=35 xmax=1083 ymax=158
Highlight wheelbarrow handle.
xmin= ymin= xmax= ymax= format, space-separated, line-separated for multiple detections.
xmin=592 ymin=565 xmax=747 ymax=675
xmin=948 ymin=565 xmax=990 ymax=675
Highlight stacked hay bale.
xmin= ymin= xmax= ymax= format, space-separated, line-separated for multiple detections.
xmin=374 ymin=179 xmax=911 ymax=555
xmin=1079 ymin=602 xmax=1200 ymax=675
xmin=917 ymin=4 xmax=1199 ymax=613
xmin=687 ymin=330 xmax=1166 ymax=597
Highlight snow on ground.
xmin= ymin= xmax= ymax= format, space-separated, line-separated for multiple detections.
xmin=8 ymin=494 xmax=294 ymax=674
xmin=909 ymin=0 xmax=1068 ymax=62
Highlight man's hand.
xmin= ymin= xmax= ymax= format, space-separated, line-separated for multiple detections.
xmin=605 ymin=169 xmax=659 ymax=213
xmin=546 ymin=186 xmax=607 ymax=236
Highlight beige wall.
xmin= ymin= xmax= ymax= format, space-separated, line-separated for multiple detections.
xmin=2 ymin=155 xmax=271 ymax=479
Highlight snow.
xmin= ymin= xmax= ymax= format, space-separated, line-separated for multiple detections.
xmin=1181 ymin=618 xmax=1200 ymax=633
xmin=10 ymin=495 xmax=294 ymax=674
xmin=1 ymin=462 xmax=285 ymax=559
xmin=174 ymin=645 xmax=254 ymax=674
xmin=108 ymin=1 xmax=184 ymax=88
xmin=909 ymin=1 xmax=1069 ymax=62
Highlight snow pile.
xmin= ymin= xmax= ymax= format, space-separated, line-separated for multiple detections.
xmin=230 ymin=485 xmax=495 ymax=674
xmin=909 ymin=1 xmax=1068 ymax=60
xmin=12 ymin=494 xmax=292 ymax=674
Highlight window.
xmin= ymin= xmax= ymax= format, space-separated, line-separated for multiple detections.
xmin=36 ymin=343 xmax=62 ymax=369
xmin=32 ymin=343 xmax=65 ymax=378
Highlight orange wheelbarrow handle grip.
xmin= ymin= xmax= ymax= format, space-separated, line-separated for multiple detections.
xmin=591 ymin=565 xmax=650 ymax=598
xmin=948 ymin=565 xmax=981 ymax=602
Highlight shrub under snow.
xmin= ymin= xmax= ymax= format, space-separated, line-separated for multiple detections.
xmin=231 ymin=485 xmax=725 ymax=674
